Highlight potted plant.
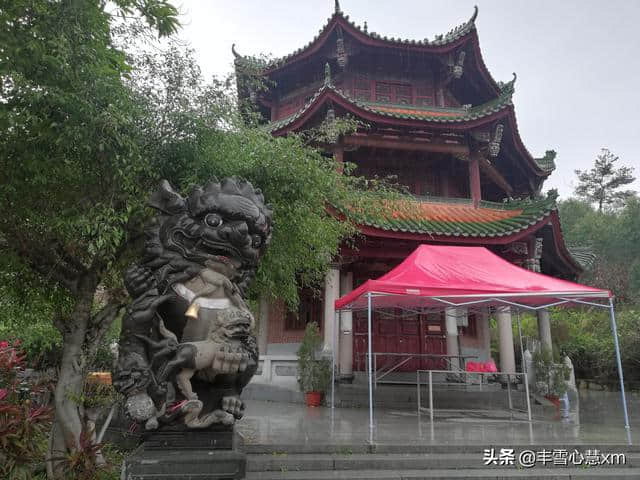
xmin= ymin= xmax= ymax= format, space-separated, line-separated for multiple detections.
xmin=297 ymin=322 xmax=331 ymax=407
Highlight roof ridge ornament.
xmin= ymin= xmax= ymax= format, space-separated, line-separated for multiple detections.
xmin=334 ymin=0 xmax=341 ymax=14
xmin=499 ymin=72 xmax=517 ymax=93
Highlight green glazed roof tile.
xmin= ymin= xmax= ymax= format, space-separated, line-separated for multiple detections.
xmin=336 ymin=193 xmax=559 ymax=238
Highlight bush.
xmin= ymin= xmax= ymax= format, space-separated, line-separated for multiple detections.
xmin=532 ymin=347 xmax=570 ymax=398
xmin=550 ymin=307 xmax=640 ymax=384
xmin=296 ymin=322 xmax=331 ymax=393
xmin=0 ymin=340 xmax=53 ymax=479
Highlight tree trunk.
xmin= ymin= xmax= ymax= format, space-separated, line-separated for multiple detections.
xmin=47 ymin=272 xmax=98 ymax=479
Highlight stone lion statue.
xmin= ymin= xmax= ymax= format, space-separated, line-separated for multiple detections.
xmin=114 ymin=178 xmax=272 ymax=430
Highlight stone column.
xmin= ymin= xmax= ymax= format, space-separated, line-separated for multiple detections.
xmin=496 ymin=306 xmax=516 ymax=373
xmin=480 ymin=309 xmax=491 ymax=361
xmin=257 ymin=295 xmax=269 ymax=356
xmin=537 ymin=309 xmax=553 ymax=354
xmin=322 ymin=266 xmax=340 ymax=354
xmin=339 ymin=271 xmax=354 ymax=381
xmin=445 ymin=307 xmax=460 ymax=371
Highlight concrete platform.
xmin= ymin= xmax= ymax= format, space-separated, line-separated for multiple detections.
xmin=236 ymin=399 xmax=639 ymax=448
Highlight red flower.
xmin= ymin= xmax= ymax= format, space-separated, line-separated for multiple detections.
xmin=0 ymin=341 xmax=9 ymax=349
xmin=0 ymin=388 xmax=8 ymax=401
xmin=12 ymin=339 xmax=21 ymax=347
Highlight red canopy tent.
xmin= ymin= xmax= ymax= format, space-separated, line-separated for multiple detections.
xmin=335 ymin=245 xmax=611 ymax=310
xmin=331 ymin=245 xmax=629 ymax=442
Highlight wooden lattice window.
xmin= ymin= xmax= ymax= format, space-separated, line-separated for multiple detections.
xmin=285 ymin=289 xmax=322 ymax=330
xmin=353 ymin=75 xmax=371 ymax=101
xmin=374 ymin=82 xmax=414 ymax=104
xmin=415 ymin=85 xmax=434 ymax=106
xmin=396 ymin=85 xmax=412 ymax=105
xmin=374 ymin=82 xmax=392 ymax=103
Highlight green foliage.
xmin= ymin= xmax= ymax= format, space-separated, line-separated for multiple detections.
xmin=300 ymin=115 xmax=364 ymax=145
xmin=532 ymin=347 xmax=570 ymax=398
xmin=574 ymin=148 xmax=636 ymax=212
xmin=551 ymin=307 xmax=640 ymax=383
xmin=297 ymin=322 xmax=331 ymax=393
xmin=0 ymin=254 xmax=69 ymax=368
xmin=558 ymin=196 xmax=640 ymax=303
xmin=0 ymin=0 xmax=185 ymax=463
xmin=124 ymin=42 xmax=397 ymax=307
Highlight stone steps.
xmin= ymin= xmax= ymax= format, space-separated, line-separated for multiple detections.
xmin=245 ymin=468 xmax=640 ymax=479
xmin=245 ymin=443 xmax=640 ymax=455
xmin=245 ymin=447 xmax=640 ymax=479
xmin=247 ymin=452 xmax=640 ymax=471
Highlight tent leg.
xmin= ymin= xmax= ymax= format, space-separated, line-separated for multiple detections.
xmin=609 ymin=298 xmax=632 ymax=444
xmin=367 ymin=292 xmax=374 ymax=443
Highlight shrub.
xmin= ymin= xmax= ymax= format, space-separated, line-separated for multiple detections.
xmin=296 ymin=322 xmax=331 ymax=393
xmin=0 ymin=340 xmax=53 ymax=479
xmin=532 ymin=347 xmax=570 ymax=398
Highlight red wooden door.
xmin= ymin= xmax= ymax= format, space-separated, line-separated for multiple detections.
xmin=352 ymin=310 xmax=446 ymax=372
xmin=421 ymin=312 xmax=447 ymax=370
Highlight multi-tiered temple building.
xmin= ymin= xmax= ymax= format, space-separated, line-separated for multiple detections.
xmin=234 ymin=2 xmax=590 ymax=386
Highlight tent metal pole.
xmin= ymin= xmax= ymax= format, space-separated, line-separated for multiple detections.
xmin=524 ymin=372 xmax=532 ymax=422
xmin=367 ymin=292 xmax=374 ymax=439
xmin=609 ymin=298 xmax=632 ymax=444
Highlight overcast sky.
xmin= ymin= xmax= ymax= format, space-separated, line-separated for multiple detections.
xmin=173 ymin=0 xmax=639 ymax=199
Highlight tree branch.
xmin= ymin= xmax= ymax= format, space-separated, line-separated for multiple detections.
xmin=85 ymin=302 xmax=124 ymax=361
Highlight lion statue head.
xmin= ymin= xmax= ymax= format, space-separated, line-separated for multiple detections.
xmin=140 ymin=178 xmax=273 ymax=294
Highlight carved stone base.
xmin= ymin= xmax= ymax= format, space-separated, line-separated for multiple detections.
xmin=122 ymin=429 xmax=246 ymax=480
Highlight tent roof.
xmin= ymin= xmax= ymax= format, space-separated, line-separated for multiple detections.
xmin=335 ymin=245 xmax=611 ymax=311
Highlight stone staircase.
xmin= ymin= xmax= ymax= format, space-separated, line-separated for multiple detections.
xmin=244 ymin=443 xmax=640 ymax=479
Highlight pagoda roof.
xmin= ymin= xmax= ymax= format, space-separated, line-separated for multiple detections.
xmin=233 ymin=4 xmax=501 ymax=99
xmin=338 ymin=193 xmax=558 ymax=239
xmin=267 ymin=78 xmax=554 ymax=177
xmin=334 ymin=193 xmax=583 ymax=274
xmin=566 ymin=246 xmax=596 ymax=270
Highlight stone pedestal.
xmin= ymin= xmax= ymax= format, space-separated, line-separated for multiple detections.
xmin=123 ymin=429 xmax=246 ymax=480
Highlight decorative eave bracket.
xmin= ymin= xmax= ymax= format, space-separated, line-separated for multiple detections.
xmin=488 ymin=123 xmax=504 ymax=157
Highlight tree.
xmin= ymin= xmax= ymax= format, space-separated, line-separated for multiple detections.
xmin=574 ymin=148 xmax=636 ymax=212
xmin=0 ymin=0 xmax=179 ymax=475
xmin=1 ymin=3 xmax=385 ymax=475
xmin=559 ymin=196 xmax=640 ymax=304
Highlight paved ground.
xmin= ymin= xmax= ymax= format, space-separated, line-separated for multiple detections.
xmin=237 ymin=390 xmax=640 ymax=447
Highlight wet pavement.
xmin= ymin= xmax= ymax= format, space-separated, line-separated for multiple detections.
xmin=237 ymin=390 xmax=640 ymax=447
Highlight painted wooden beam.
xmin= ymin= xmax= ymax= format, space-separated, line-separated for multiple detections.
xmin=344 ymin=134 xmax=470 ymax=155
